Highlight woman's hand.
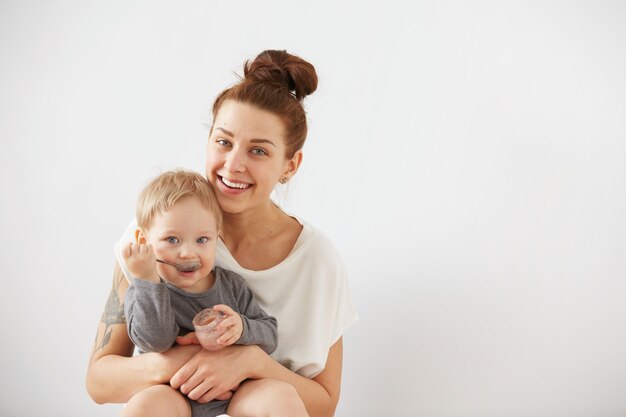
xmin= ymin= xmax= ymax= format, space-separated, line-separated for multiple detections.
xmin=149 ymin=343 xmax=203 ymax=381
xmin=176 ymin=332 xmax=200 ymax=346
xmin=170 ymin=344 xmax=259 ymax=403
xmin=174 ymin=332 xmax=240 ymax=401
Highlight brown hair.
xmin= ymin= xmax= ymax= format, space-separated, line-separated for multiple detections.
xmin=136 ymin=170 xmax=222 ymax=231
xmin=212 ymin=50 xmax=318 ymax=158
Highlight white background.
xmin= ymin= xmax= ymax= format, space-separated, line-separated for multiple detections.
xmin=1 ymin=1 xmax=625 ymax=416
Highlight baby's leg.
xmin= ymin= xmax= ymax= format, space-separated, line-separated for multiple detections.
xmin=227 ymin=379 xmax=309 ymax=417
xmin=119 ymin=384 xmax=191 ymax=417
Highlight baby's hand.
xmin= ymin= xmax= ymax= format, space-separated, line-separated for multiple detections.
xmin=212 ymin=304 xmax=243 ymax=347
xmin=122 ymin=242 xmax=159 ymax=283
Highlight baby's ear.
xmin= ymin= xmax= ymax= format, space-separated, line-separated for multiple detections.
xmin=135 ymin=228 xmax=148 ymax=244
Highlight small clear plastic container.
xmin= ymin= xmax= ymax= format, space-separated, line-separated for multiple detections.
xmin=192 ymin=308 xmax=225 ymax=351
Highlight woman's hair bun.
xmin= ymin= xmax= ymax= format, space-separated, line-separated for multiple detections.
xmin=243 ymin=50 xmax=318 ymax=101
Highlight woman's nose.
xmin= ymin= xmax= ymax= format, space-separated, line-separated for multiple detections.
xmin=224 ymin=149 xmax=245 ymax=172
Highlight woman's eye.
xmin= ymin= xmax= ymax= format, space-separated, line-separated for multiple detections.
xmin=166 ymin=237 xmax=179 ymax=244
xmin=251 ymin=148 xmax=267 ymax=156
xmin=197 ymin=237 xmax=209 ymax=244
xmin=216 ymin=138 xmax=231 ymax=147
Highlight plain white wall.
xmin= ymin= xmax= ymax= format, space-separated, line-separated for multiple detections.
xmin=1 ymin=1 xmax=625 ymax=416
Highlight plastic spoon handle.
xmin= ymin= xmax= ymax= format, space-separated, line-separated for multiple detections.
xmin=156 ymin=259 xmax=201 ymax=272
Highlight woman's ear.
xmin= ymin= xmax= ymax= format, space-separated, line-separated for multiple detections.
xmin=281 ymin=150 xmax=303 ymax=182
xmin=135 ymin=228 xmax=148 ymax=244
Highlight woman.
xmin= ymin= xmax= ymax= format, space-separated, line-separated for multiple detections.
xmin=86 ymin=50 xmax=358 ymax=417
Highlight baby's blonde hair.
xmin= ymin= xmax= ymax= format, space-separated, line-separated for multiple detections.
xmin=136 ymin=170 xmax=222 ymax=231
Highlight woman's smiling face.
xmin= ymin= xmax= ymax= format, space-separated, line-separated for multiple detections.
xmin=205 ymin=100 xmax=300 ymax=214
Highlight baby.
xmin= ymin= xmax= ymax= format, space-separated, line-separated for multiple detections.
xmin=120 ymin=170 xmax=306 ymax=417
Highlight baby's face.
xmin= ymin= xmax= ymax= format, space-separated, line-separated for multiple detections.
xmin=144 ymin=196 xmax=219 ymax=293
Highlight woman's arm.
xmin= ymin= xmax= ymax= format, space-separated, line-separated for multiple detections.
xmin=85 ymin=262 xmax=201 ymax=403
xmin=171 ymin=337 xmax=344 ymax=417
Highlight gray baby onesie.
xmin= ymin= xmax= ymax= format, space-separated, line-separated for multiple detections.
xmin=125 ymin=266 xmax=278 ymax=417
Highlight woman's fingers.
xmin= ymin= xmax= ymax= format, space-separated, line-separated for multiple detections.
xmin=170 ymin=361 xmax=198 ymax=390
xmin=195 ymin=385 xmax=231 ymax=404
xmin=171 ymin=346 xmax=249 ymax=404
xmin=180 ymin=372 xmax=209 ymax=399
xmin=186 ymin=378 xmax=220 ymax=402
xmin=213 ymin=390 xmax=234 ymax=401
xmin=176 ymin=332 xmax=200 ymax=345
xmin=179 ymin=369 xmax=232 ymax=403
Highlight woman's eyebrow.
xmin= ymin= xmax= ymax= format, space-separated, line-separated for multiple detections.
xmin=250 ymin=138 xmax=276 ymax=147
xmin=215 ymin=127 xmax=233 ymax=136
xmin=214 ymin=127 xmax=275 ymax=147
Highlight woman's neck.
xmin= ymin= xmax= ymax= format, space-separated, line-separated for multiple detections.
xmin=220 ymin=201 xmax=285 ymax=245
xmin=219 ymin=201 xmax=303 ymax=271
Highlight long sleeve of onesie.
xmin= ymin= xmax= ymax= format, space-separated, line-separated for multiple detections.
xmin=124 ymin=278 xmax=179 ymax=353
xmin=232 ymin=276 xmax=278 ymax=354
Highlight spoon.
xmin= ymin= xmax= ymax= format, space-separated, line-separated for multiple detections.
xmin=156 ymin=259 xmax=201 ymax=272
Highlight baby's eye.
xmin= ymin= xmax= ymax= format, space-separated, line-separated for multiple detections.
xmin=197 ymin=237 xmax=209 ymax=244
xmin=166 ymin=237 xmax=179 ymax=244
xmin=251 ymin=148 xmax=267 ymax=156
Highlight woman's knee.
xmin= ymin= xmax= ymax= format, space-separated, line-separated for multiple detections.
xmin=119 ymin=384 xmax=190 ymax=417
xmin=267 ymin=381 xmax=308 ymax=416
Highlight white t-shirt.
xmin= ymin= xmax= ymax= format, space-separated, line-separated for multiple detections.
xmin=114 ymin=217 xmax=358 ymax=378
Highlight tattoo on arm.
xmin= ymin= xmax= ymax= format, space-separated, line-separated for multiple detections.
xmin=94 ymin=270 xmax=127 ymax=353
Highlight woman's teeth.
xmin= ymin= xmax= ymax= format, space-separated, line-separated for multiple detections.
xmin=222 ymin=177 xmax=250 ymax=189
